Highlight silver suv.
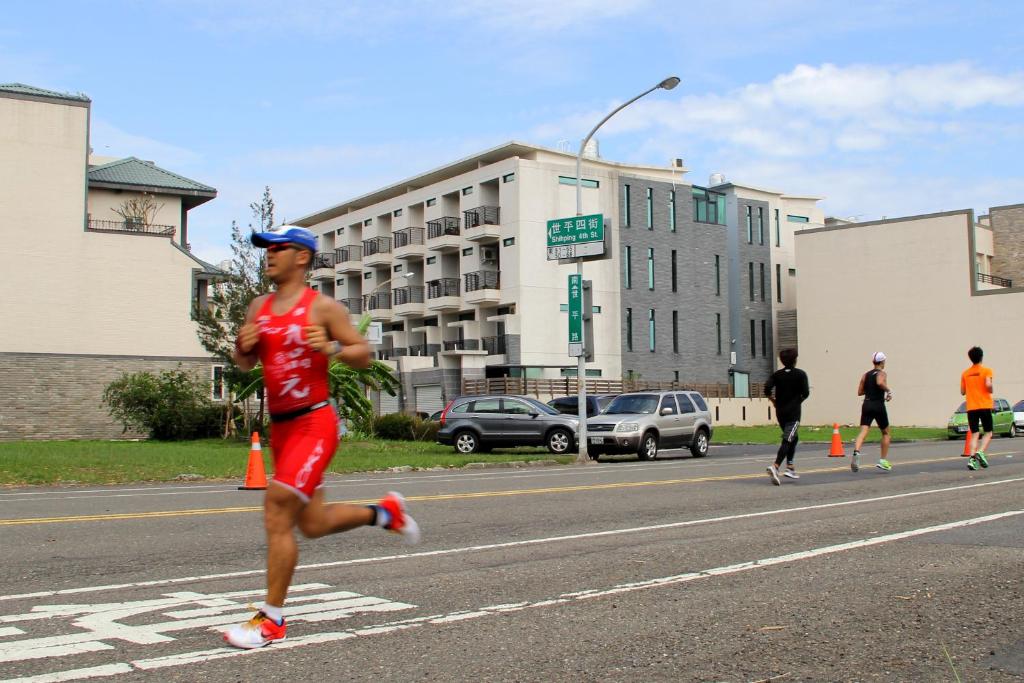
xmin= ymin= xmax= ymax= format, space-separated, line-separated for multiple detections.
xmin=585 ymin=391 xmax=713 ymax=461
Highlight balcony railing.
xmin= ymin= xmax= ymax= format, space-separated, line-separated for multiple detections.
xmin=362 ymin=237 xmax=392 ymax=256
xmin=978 ymin=272 xmax=1013 ymax=287
xmin=339 ymin=297 xmax=363 ymax=314
xmin=393 ymin=285 xmax=425 ymax=305
xmin=482 ymin=335 xmax=508 ymax=355
xmin=335 ymin=245 xmax=363 ymax=262
xmin=312 ymin=252 xmax=335 ymax=269
xmin=443 ymin=339 xmax=480 ymax=351
xmin=427 ymin=278 xmax=460 ymax=298
xmin=407 ymin=344 xmax=429 ymax=357
xmin=87 ymin=218 xmax=175 ymax=237
xmin=392 ymin=227 xmax=424 ymax=248
xmin=464 ymin=205 xmax=500 ymax=228
xmin=464 ymin=270 xmax=500 ymax=292
xmin=377 ymin=348 xmax=405 ymax=361
xmin=426 ymin=216 xmax=461 ymax=239
xmin=364 ymin=292 xmax=392 ymax=310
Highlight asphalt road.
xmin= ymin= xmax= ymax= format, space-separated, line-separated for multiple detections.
xmin=1 ymin=440 xmax=1023 ymax=682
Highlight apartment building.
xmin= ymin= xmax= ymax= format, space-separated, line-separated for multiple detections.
xmin=796 ymin=205 xmax=1023 ymax=426
xmin=294 ymin=142 xmax=822 ymax=415
xmin=0 ymin=83 xmax=220 ymax=439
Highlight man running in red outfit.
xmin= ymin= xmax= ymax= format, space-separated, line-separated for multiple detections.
xmin=224 ymin=225 xmax=419 ymax=650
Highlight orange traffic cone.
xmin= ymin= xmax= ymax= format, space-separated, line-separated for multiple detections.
xmin=961 ymin=429 xmax=973 ymax=457
xmin=238 ymin=432 xmax=268 ymax=490
xmin=828 ymin=423 xmax=845 ymax=457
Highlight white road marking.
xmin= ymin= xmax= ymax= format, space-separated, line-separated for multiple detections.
xmin=4 ymin=664 xmax=133 ymax=682
xmin=1 ymin=475 xmax=1021 ymax=607
xmin=11 ymin=508 xmax=1018 ymax=681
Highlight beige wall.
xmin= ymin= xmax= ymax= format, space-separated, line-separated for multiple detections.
xmin=795 ymin=211 xmax=1024 ymax=426
xmin=88 ymin=188 xmax=183 ymax=233
xmin=1 ymin=94 xmax=211 ymax=359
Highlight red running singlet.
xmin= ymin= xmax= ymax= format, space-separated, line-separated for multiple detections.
xmin=255 ymin=288 xmax=330 ymax=416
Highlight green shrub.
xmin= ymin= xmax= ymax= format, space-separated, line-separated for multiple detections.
xmin=410 ymin=416 xmax=440 ymax=442
xmin=373 ymin=413 xmax=415 ymax=440
xmin=103 ymin=369 xmax=217 ymax=440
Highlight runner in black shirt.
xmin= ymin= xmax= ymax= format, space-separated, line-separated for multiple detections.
xmin=851 ymin=352 xmax=893 ymax=473
xmin=764 ymin=348 xmax=810 ymax=485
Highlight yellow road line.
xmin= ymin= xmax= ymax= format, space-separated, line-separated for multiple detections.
xmin=0 ymin=455 xmax=1012 ymax=526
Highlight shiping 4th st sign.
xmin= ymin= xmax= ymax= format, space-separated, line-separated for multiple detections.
xmin=546 ymin=214 xmax=605 ymax=260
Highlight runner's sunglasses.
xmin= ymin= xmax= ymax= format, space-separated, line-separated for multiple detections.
xmin=266 ymin=243 xmax=298 ymax=253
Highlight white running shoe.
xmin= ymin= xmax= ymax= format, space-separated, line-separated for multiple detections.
xmin=851 ymin=451 xmax=860 ymax=473
xmin=783 ymin=467 xmax=799 ymax=479
xmin=223 ymin=611 xmax=286 ymax=649
xmin=767 ymin=465 xmax=781 ymax=486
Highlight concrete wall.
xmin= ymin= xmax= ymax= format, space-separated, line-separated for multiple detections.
xmin=87 ymin=188 xmax=183 ymax=233
xmin=990 ymin=203 xmax=1024 ymax=284
xmin=0 ymin=353 xmax=214 ymax=440
xmin=795 ymin=210 xmax=1024 ymax=426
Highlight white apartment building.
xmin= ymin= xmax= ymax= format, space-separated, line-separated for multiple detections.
xmin=295 ymin=142 xmax=823 ymax=415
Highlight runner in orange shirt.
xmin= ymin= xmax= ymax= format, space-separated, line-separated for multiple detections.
xmin=960 ymin=346 xmax=995 ymax=471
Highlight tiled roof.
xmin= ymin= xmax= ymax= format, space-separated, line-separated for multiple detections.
xmin=0 ymin=82 xmax=90 ymax=103
xmin=88 ymin=157 xmax=216 ymax=195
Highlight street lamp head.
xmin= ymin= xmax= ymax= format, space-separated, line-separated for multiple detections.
xmin=659 ymin=76 xmax=681 ymax=91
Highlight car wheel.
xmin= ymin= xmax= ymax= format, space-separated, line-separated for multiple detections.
xmin=1006 ymin=422 xmax=1017 ymax=438
xmin=690 ymin=428 xmax=710 ymax=458
xmin=454 ymin=430 xmax=480 ymax=454
xmin=546 ymin=428 xmax=573 ymax=454
xmin=637 ymin=431 xmax=659 ymax=460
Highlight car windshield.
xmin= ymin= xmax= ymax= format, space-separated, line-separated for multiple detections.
xmin=597 ymin=397 xmax=615 ymax=411
xmin=604 ymin=394 xmax=660 ymax=415
xmin=954 ymin=402 xmax=967 ymax=414
xmin=522 ymin=398 xmax=559 ymax=415
xmin=1015 ymin=400 xmax=1024 ymax=412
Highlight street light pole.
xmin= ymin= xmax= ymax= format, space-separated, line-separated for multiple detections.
xmin=573 ymin=76 xmax=680 ymax=464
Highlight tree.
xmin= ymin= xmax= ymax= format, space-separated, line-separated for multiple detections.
xmin=193 ymin=186 xmax=400 ymax=437
xmin=112 ymin=192 xmax=164 ymax=227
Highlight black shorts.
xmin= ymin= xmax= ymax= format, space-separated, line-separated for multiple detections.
xmin=967 ymin=409 xmax=994 ymax=434
xmin=860 ymin=401 xmax=889 ymax=429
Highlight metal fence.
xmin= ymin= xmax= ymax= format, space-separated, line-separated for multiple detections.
xmin=461 ymin=378 xmax=764 ymax=398
xmin=87 ymin=218 xmax=175 ymax=237
xmin=464 ymin=270 xmax=500 ymax=292
xmin=426 ymin=216 xmax=460 ymax=239
xmin=463 ymin=205 xmax=500 ymax=228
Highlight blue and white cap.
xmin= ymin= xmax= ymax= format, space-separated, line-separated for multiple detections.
xmin=251 ymin=224 xmax=318 ymax=252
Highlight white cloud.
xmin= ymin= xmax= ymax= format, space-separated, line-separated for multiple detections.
xmin=446 ymin=0 xmax=651 ymax=32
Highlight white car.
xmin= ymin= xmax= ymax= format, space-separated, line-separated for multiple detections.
xmin=1015 ymin=400 xmax=1024 ymax=435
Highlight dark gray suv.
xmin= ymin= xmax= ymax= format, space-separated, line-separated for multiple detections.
xmin=437 ymin=395 xmax=578 ymax=455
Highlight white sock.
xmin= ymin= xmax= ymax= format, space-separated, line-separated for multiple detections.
xmin=262 ymin=603 xmax=284 ymax=624
xmin=371 ymin=504 xmax=392 ymax=528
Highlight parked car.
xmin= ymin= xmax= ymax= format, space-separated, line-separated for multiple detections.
xmin=437 ymin=395 xmax=578 ymax=455
xmin=1015 ymin=400 xmax=1024 ymax=435
xmin=547 ymin=394 xmax=617 ymax=418
xmin=946 ymin=399 xmax=1017 ymax=439
xmin=585 ymin=391 xmax=713 ymax=461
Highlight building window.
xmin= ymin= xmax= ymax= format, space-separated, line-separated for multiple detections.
xmin=760 ymin=263 xmax=766 ymax=301
xmin=715 ymin=255 xmax=721 ymax=296
xmin=462 ymin=186 xmax=473 ymax=196
xmin=672 ymin=310 xmax=679 ymax=353
xmin=336 ymin=227 xmax=344 ymax=235
xmin=761 ymin=319 xmax=768 ymax=357
xmin=648 ymin=309 xmax=656 ymax=352
xmin=646 ymin=188 xmax=653 ymax=229
xmin=393 ymin=209 xmax=403 ymax=217
xmin=749 ymin=319 xmax=756 ymax=357
xmin=674 ymin=370 xmax=680 ymax=383
xmin=789 ymin=267 xmax=796 ymax=275
xmin=787 ymin=214 xmax=809 ymax=223
xmin=462 ymin=247 xmax=473 ymax=256
xmin=774 ymin=208 xmax=781 ymax=247
xmin=560 ymin=304 xmax=602 ymax=313
xmin=716 ymin=313 xmax=722 ymax=355
xmin=626 ymin=308 xmax=633 ymax=352
xmin=426 ymin=198 xmax=437 ymax=207
xmin=394 ymin=264 xmax=403 ymax=273
xmin=211 ymin=365 xmax=225 ymax=401
xmin=558 ymin=175 xmax=599 ymax=188
xmin=745 ymin=206 xmax=753 ymax=244
xmin=624 ymin=245 xmax=632 ymax=289
xmin=776 ymin=264 xmax=782 ymax=303
xmin=669 ymin=190 xmax=676 ymax=231
xmin=671 ymin=250 xmax=677 ymax=292
xmin=758 ymin=207 xmax=765 ymax=245
xmin=647 ymin=248 xmax=654 ymax=290
xmin=692 ymin=186 xmax=726 ymax=225
xmin=503 ymin=237 xmax=515 ymax=247
xmin=426 ymin=256 xmax=436 ymax=265
xmin=502 ymin=173 xmax=515 ymax=183
xmin=364 ymin=219 xmax=372 ymax=226
xmin=748 ymin=262 xmax=754 ymax=301
xmin=623 ymin=184 xmax=631 ymax=227
xmin=364 ymin=272 xmax=372 ymax=279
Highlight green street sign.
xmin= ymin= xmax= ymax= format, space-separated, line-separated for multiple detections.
xmin=547 ymin=213 xmax=605 ymax=260
xmin=567 ymin=273 xmax=583 ymax=356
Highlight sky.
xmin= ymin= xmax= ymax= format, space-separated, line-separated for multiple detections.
xmin=5 ymin=0 xmax=1024 ymax=264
